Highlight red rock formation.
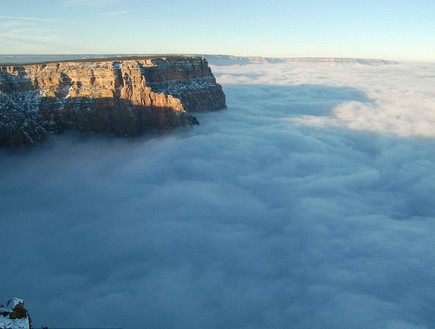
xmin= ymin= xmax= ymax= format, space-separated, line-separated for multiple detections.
xmin=0 ymin=56 xmax=226 ymax=147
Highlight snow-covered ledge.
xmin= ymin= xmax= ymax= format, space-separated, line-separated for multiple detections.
xmin=0 ymin=298 xmax=32 ymax=329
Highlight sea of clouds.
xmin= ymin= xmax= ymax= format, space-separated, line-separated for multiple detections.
xmin=1 ymin=61 xmax=435 ymax=329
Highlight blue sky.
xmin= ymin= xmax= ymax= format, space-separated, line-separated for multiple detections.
xmin=1 ymin=0 xmax=435 ymax=61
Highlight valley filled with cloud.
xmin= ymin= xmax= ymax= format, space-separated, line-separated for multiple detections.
xmin=1 ymin=61 xmax=435 ymax=329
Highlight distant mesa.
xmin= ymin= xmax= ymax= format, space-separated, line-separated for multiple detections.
xmin=0 ymin=56 xmax=226 ymax=147
xmin=0 ymin=54 xmax=399 ymax=66
xmin=202 ymin=55 xmax=399 ymax=66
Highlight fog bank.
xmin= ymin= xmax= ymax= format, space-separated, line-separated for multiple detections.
xmin=1 ymin=62 xmax=435 ymax=329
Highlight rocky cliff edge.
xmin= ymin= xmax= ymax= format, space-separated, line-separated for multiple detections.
xmin=0 ymin=56 xmax=226 ymax=147
xmin=0 ymin=298 xmax=32 ymax=329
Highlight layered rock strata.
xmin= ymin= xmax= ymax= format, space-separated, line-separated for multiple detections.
xmin=0 ymin=56 xmax=226 ymax=147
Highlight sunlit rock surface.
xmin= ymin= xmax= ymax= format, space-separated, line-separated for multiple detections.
xmin=0 ymin=56 xmax=226 ymax=147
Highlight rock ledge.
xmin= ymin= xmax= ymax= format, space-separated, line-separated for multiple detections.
xmin=0 ymin=56 xmax=226 ymax=147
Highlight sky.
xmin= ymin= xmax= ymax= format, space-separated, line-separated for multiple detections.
xmin=1 ymin=0 xmax=435 ymax=61
xmin=2 ymin=61 xmax=435 ymax=328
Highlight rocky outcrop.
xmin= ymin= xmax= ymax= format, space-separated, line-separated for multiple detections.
xmin=0 ymin=298 xmax=32 ymax=329
xmin=0 ymin=56 xmax=226 ymax=147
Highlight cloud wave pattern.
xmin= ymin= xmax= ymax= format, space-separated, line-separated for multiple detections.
xmin=215 ymin=62 xmax=435 ymax=137
xmin=1 ymin=62 xmax=435 ymax=329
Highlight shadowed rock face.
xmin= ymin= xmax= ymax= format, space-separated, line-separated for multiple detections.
xmin=0 ymin=56 xmax=226 ymax=147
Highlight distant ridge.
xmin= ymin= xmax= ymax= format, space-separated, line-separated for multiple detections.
xmin=0 ymin=54 xmax=399 ymax=66
xmin=203 ymin=55 xmax=399 ymax=66
xmin=0 ymin=54 xmax=143 ymax=65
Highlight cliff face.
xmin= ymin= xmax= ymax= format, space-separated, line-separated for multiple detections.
xmin=0 ymin=56 xmax=226 ymax=147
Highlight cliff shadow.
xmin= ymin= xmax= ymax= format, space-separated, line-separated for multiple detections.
xmin=1 ymin=91 xmax=196 ymax=148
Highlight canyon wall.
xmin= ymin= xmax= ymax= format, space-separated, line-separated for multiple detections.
xmin=0 ymin=56 xmax=226 ymax=147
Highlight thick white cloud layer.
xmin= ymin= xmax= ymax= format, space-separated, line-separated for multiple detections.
xmin=216 ymin=62 xmax=435 ymax=137
xmin=1 ymin=62 xmax=435 ymax=329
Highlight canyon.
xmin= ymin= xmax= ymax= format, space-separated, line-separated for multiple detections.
xmin=0 ymin=56 xmax=226 ymax=147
